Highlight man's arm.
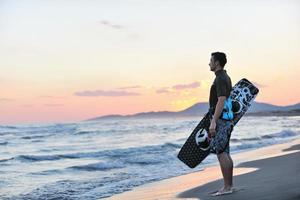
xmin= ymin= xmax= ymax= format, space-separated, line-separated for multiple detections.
xmin=212 ymin=96 xmax=226 ymax=122
xmin=209 ymin=96 xmax=226 ymax=138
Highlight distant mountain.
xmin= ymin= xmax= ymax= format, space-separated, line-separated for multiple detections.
xmin=84 ymin=101 xmax=300 ymax=121
xmin=248 ymin=102 xmax=300 ymax=112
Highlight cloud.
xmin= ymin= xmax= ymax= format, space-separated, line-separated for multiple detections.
xmin=99 ymin=20 xmax=124 ymax=29
xmin=74 ymin=90 xmax=141 ymax=97
xmin=252 ymin=81 xmax=267 ymax=88
xmin=128 ymin=33 xmax=141 ymax=40
xmin=39 ymin=95 xmax=53 ymax=98
xmin=21 ymin=104 xmax=33 ymax=108
xmin=117 ymin=85 xmax=142 ymax=90
xmin=44 ymin=104 xmax=64 ymax=107
xmin=156 ymin=87 xmax=171 ymax=94
xmin=156 ymin=81 xmax=201 ymax=94
xmin=0 ymin=98 xmax=13 ymax=102
xmin=98 ymin=20 xmax=141 ymax=41
xmin=172 ymin=81 xmax=201 ymax=90
xmin=39 ymin=95 xmax=66 ymax=99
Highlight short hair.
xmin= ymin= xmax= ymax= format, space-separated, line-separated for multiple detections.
xmin=211 ymin=52 xmax=227 ymax=67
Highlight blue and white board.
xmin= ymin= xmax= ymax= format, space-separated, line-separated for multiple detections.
xmin=177 ymin=78 xmax=259 ymax=168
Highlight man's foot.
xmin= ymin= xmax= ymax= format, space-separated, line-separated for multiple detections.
xmin=211 ymin=186 xmax=233 ymax=197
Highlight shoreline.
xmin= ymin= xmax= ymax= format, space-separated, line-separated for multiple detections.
xmin=105 ymin=138 xmax=300 ymax=200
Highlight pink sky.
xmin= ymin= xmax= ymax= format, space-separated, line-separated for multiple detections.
xmin=0 ymin=0 xmax=299 ymax=124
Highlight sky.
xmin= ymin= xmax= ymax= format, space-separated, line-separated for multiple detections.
xmin=0 ymin=0 xmax=300 ymax=124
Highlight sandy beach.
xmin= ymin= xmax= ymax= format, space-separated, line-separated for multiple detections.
xmin=105 ymin=138 xmax=300 ymax=200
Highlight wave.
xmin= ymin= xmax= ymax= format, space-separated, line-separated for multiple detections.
xmin=74 ymin=130 xmax=94 ymax=135
xmin=163 ymin=142 xmax=182 ymax=149
xmin=73 ymin=130 xmax=104 ymax=135
xmin=0 ymin=125 xmax=18 ymax=129
xmin=14 ymin=141 xmax=181 ymax=163
xmin=17 ymin=155 xmax=63 ymax=162
xmin=230 ymin=138 xmax=291 ymax=152
xmin=21 ymin=135 xmax=49 ymax=140
xmin=73 ymin=129 xmax=131 ymax=136
xmin=0 ymin=141 xmax=8 ymax=145
xmin=261 ymin=130 xmax=297 ymax=139
xmin=17 ymin=153 xmax=84 ymax=162
xmin=0 ymin=123 xmax=78 ymax=139
xmin=231 ymin=130 xmax=299 ymax=143
xmin=231 ymin=137 xmax=261 ymax=142
xmin=32 ymin=139 xmax=44 ymax=143
xmin=230 ymin=131 xmax=300 ymax=153
xmin=11 ymin=172 xmax=132 ymax=200
xmin=0 ymin=157 xmax=14 ymax=162
xmin=30 ymin=169 xmax=63 ymax=175
xmin=125 ymin=156 xmax=164 ymax=165
xmin=12 ymin=130 xmax=299 ymax=164
xmin=68 ymin=161 xmax=125 ymax=171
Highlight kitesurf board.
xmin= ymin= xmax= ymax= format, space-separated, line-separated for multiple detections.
xmin=177 ymin=78 xmax=259 ymax=168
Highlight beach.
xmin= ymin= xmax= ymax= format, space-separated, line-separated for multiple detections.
xmin=105 ymin=138 xmax=300 ymax=200
xmin=2 ymin=1 xmax=300 ymax=199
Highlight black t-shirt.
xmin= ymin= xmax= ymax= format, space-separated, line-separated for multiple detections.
xmin=209 ymin=69 xmax=232 ymax=110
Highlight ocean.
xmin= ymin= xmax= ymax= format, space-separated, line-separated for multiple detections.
xmin=0 ymin=116 xmax=299 ymax=199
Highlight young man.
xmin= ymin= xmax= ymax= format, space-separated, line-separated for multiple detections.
xmin=208 ymin=52 xmax=234 ymax=196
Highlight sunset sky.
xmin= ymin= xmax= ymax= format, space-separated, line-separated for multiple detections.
xmin=0 ymin=0 xmax=300 ymax=124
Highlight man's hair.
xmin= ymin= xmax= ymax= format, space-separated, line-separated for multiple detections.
xmin=211 ymin=52 xmax=227 ymax=67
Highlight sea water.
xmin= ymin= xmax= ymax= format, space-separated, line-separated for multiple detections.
xmin=0 ymin=116 xmax=299 ymax=199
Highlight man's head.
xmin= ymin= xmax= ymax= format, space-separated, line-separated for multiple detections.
xmin=209 ymin=52 xmax=227 ymax=72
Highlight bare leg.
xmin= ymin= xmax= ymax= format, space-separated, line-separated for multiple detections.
xmin=217 ymin=152 xmax=233 ymax=191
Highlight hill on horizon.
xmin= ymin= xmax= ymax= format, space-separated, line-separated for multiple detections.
xmin=84 ymin=101 xmax=300 ymax=121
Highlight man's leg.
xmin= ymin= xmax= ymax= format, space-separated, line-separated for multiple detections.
xmin=217 ymin=152 xmax=233 ymax=191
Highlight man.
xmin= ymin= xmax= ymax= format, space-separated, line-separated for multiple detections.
xmin=208 ymin=52 xmax=234 ymax=196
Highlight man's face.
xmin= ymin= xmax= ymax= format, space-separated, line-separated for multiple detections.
xmin=209 ymin=56 xmax=217 ymax=71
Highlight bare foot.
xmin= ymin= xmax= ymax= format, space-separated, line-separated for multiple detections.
xmin=219 ymin=185 xmax=233 ymax=192
xmin=211 ymin=190 xmax=233 ymax=197
xmin=211 ymin=186 xmax=233 ymax=197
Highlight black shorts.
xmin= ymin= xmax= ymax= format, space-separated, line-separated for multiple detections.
xmin=210 ymin=119 xmax=234 ymax=155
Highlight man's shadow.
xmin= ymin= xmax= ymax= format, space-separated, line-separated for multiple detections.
xmin=177 ymin=143 xmax=300 ymax=200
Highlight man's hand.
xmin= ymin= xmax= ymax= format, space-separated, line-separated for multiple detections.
xmin=209 ymin=120 xmax=217 ymax=138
